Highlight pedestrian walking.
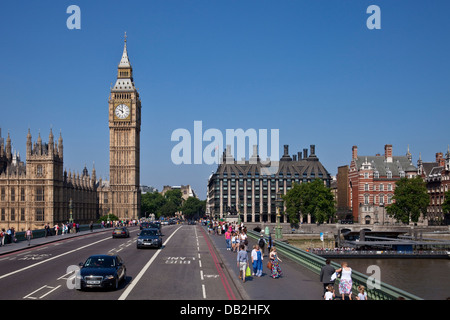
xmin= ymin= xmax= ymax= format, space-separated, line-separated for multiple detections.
xmin=255 ymin=245 xmax=263 ymax=277
xmin=267 ymin=234 xmax=273 ymax=253
xmin=0 ymin=229 xmax=4 ymax=246
xmin=6 ymin=228 xmax=12 ymax=244
xmin=236 ymin=244 xmax=249 ymax=283
xmin=240 ymin=230 xmax=248 ymax=251
xmin=324 ymin=284 xmax=335 ymax=300
xmin=357 ymin=285 xmax=368 ymax=300
xmin=26 ymin=228 xmax=33 ymax=246
xmin=258 ymin=234 xmax=267 ymax=256
xmin=336 ymin=262 xmax=353 ymax=300
xmin=225 ymin=228 xmax=232 ymax=251
xmin=269 ymin=247 xmax=282 ymax=279
xmin=251 ymin=245 xmax=258 ymax=276
xmin=231 ymin=232 xmax=237 ymax=252
xmin=319 ymin=259 xmax=336 ymax=295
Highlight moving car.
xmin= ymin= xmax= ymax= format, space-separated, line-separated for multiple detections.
xmin=140 ymin=222 xmax=150 ymax=230
xmin=140 ymin=221 xmax=161 ymax=230
xmin=76 ymin=254 xmax=126 ymax=290
xmin=136 ymin=228 xmax=163 ymax=249
xmin=112 ymin=227 xmax=129 ymax=238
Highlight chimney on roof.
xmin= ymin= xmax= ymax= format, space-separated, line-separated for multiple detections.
xmin=310 ymin=145 xmax=316 ymax=157
xmin=385 ymin=144 xmax=393 ymax=163
xmin=284 ymin=145 xmax=289 ymax=156
xmin=436 ymin=152 xmax=444 ymax=167
xmin=352 ymin=146 xmax=358 ymax=160
xmin=303 ymin=148 xmax=308 ymax=159
xmin=298 ymin=151 xmax=302 ymax=160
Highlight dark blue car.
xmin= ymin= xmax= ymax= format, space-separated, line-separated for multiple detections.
xmin=76 ymin=254 xmax=126 ymax=290
xmin=136 ymin=228 xmax=163 ymax=249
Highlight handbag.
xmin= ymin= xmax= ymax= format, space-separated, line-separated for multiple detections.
xmin=246 ymin=265 xmax=251 ymax=277
xmin=267 ymin=261 xmax=272 ymax=270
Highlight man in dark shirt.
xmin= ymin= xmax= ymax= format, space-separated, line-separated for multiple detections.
xmin=319 ymin=259 xmax=336 ymax=295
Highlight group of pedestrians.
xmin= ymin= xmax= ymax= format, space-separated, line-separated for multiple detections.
xmin=45 ymin=222 xmax=81 ymax=236
xmin=320 ymin=259 xmax=368 ymax=300
xmin=209 ymin=220 xmax=284 ymax=283
xmin=0 ymin=227 xmax=17 ymax=246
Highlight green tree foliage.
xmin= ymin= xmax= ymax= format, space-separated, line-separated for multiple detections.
xmin=141 ymin=191 xmax=166 ymax=218
xmin=140 ymin=189 xmax=184 ymax=219
xmin=98 ymin=213 xmax=119 ymax=223
xmin=386 ymin=176 xmax=429 ymax=224
xmin=163 ymin=189 xmax=183 ymax=209
xmin=443 ymin=190 xmax=450 ymax=215
xmin=283 ymin=179 xmax=336 ymax=224
xmin=181 ymin=197 xmax=206 ymax=219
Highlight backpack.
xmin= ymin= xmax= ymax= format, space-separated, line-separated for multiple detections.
xmin=259 ymin=238 xmax=265 ymax=247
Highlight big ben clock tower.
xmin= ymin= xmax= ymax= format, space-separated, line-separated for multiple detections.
xmin=108 ymin=33 xmax=141 ymax=220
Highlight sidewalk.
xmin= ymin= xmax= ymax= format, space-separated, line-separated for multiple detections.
xmin=0 ymin=227 xmax=111 ymax=256
xmin=203 ymin=226 xmax=325 ymax=300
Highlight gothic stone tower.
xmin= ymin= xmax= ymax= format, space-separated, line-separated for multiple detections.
xmin=108 ymin=34 xmax=141 ymax=220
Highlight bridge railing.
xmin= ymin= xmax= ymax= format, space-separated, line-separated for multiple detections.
xmin=248 ymin=230 xmax=423 ymax=300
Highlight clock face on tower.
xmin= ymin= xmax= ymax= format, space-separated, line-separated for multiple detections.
xmin=115 ymin=104 xmax=130 ymax=119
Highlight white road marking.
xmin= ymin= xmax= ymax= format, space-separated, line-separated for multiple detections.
xmin=0 ymin=237 xmax=110 ymax=280
xmin=23 ymin=285 xmax=61 ymax=300
xmin=118 ymin=226 xmax=182 ymax=300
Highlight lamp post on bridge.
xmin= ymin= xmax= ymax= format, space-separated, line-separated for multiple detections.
xmin=275 ymin=192 xmax=283 ymax=239
xmin=69 ymin=198 xmax=73 ymax=224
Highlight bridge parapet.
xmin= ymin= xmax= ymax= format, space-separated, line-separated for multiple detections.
xmin=248 ymin=230 xmax=423 ymax=300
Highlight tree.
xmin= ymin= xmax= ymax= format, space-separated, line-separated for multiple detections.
xmin=98 ymin=213 xmax=119 ymax=223
xmin=441 ymin=190 xmax=450 ymax=223
xmin=141 ymin=191 xmax=166 ymax=219
xmin=283 ymin=179 xmax=336 ymax=224
xmin=163 ymin=189 xmax=183 ymax=210
xmin=385 ymin=176 xmax=429 ymax=224
xmin=181 ymin=197 xmax=206 ymax=219
xmin=159 ymin=201 xmax=179 ymax=218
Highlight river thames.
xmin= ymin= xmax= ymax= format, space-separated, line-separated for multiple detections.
xmin=335 ymin=258 xmax=450 ymax=300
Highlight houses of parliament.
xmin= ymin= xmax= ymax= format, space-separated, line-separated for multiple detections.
xmin=0 ymin=36 xmax=141 ymax=231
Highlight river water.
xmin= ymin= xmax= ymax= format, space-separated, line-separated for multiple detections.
xmin=335 ymin=258 xmax=450 ymax=300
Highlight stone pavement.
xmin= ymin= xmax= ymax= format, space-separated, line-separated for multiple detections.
xmin=0 ymin=227 xmax=111 ymax=256
xmin=203 ymin=226 xmax=325 ymax=300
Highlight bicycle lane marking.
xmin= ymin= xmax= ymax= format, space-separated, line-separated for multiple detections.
xmin=199 ymin=225 xmax=236 ymax=300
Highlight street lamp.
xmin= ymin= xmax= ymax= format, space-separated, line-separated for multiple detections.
xmin=275 ymin=192 xmax=283 ymax=239
xmin=69 ymin=198 xmax=73 ymax=224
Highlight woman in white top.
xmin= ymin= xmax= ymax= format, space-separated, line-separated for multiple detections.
xmin=336 ymin=262 xmax=353 ymax=300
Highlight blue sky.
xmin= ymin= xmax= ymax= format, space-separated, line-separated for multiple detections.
xmin=1 ymin=0 xmax=449 ymax=199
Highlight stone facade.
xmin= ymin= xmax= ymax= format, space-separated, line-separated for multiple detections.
xmin=0 ymin=36 xmax=143 ymax=231
xmin=347 ymin=144 xmax=419 ymax=225
xmin=0 ymin=129 xmax=98 ymax=231
xmin=107 ymin=36 xmax=142 ymax=221
xmin=207 ymin=144 xmax=332 ymax=223
xmin=418 ymin=149 xmax=450 ymax=225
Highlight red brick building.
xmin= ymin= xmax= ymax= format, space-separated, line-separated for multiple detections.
xmin=347 ymin=144 xmax=418 ymax=224
xmin=418 ymin=147 xmax=450 ymax=225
